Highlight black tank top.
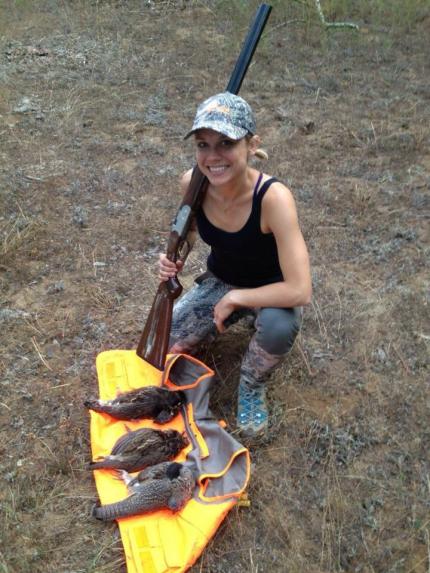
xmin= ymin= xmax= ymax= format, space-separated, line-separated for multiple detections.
xmin=196 ymin=174 xmax=284 ymax=287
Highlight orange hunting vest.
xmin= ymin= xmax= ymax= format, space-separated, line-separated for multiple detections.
xmin=89 ymin=350 xmax=250 ymax=573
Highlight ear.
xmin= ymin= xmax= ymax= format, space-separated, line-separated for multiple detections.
xmin=247 ymin=135 xmax=261 ymax=157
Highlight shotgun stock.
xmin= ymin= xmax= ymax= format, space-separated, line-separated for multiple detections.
xmin=136 ymin=4 xmax=272 ymax=370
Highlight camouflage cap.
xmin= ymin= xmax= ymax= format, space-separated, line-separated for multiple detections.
xmin=184 ymin=92 xmax=256 ymax=140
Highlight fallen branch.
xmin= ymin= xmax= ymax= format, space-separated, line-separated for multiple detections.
xmin=314 ymin=0 xmax=359 ymax=30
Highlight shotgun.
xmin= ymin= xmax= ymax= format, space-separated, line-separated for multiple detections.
xmin=136 ymin=4 xmax=272 ymax=370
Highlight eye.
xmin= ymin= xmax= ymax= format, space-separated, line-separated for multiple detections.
xmin=220 ymin=139 xmax=235 ymax=147
xmin=196 ymin=141 xmax=207 ymax=149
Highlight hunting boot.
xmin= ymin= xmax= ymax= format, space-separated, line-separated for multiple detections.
xmin=236 ymin=337 xmax=283 ymax=439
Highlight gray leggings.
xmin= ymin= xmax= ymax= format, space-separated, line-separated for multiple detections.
xmin=169 ymin=273 xmax=301 ymax=389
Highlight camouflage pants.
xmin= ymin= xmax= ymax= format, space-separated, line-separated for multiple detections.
xmin=169 ymin=272 xmax=301 ymax=390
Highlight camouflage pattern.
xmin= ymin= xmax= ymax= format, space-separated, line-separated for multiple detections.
xmin=184 ymin=92 xmax=256 ymax=141
xmin=169 ymin=273 xmax=230 ymax=354
xmin=239 ymin=336 xmax=284 ymax=391
xmin=169 ymin=272 xmax=298 ymax=389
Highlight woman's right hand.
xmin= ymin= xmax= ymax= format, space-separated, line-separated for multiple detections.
xmin=159 ymin=253 xmax=183 ymax=282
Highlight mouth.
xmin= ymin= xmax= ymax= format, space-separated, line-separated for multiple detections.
xmin=207 ymin=165 xmax=228 ymax=174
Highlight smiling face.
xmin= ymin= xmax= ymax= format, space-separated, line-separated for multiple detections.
xmin=194 ymin=129 xmax=256 ymax=186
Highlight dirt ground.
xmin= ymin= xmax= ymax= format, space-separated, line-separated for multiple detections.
xmin=1 ymin=1 xmax=429 ymax=572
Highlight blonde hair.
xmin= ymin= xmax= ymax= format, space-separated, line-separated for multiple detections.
xmin=254 ymin=148 xmax=269 ymax=160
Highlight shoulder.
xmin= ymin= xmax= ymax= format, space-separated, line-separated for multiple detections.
xmin=260 ymin=177 xmax=300 ymax=233
xmin=261 ymin=177 xmax=297 ymax=211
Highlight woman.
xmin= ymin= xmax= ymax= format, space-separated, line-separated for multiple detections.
xmin=159 ymin=92 xmax=312 ymax=439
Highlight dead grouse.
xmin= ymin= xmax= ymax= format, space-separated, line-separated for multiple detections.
xmin=91 ymin=462 xmax=195 ymax=521
xmin=88 ymin=427 xmax=189 ymax=472
xmin=84 ymin=386 xmax=186 ymax=423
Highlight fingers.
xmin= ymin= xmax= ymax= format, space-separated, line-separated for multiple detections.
xmin=213 ymin=307 xmax=230 ymax=334
xmin=158 ymin=254 xmax=183 ymax=281
xmin=213 ymin=292 xmax=241 ymax=333
xmin=213 ymin=316 xmax=225 ymax=334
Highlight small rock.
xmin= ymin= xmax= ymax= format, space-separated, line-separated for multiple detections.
xmin=13 ymin=97 xmax=38 ymax=113
xmin=46 ymin=281 xmax=65 ymax=294
xmin=72 ymin=205 xmax=88 ymax=227
xmin=0 ymin=308 xmax=30 ymax=322
xmin=374 ymin=348 xmax=387 ymax=363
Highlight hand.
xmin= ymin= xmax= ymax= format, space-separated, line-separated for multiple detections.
xmin=159 ymin=254 xmax=183 ymax=282
xmin=213 ymin=292 xmax=240 ymax=333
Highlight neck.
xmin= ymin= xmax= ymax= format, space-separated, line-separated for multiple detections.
xmin=212 ymin=167 xmax=257 ymax=199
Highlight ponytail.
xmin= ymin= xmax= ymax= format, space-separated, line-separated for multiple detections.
xmin=254 ymin=148 xmax=269 ymax=160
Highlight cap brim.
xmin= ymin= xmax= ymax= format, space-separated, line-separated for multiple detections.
xmin=184 ymin=121 xmax=249 ymax=141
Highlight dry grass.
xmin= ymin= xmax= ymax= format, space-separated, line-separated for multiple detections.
xmin=0 ymin=209 xmax=42 ymax=262
xmin=0 ymin=1 xmax=429 ymax=572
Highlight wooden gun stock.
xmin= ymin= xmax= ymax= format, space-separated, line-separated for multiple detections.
xmin=136 ymin=4 xmax=272 ymax=370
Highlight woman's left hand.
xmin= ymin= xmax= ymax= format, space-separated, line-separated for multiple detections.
xmin=213 ymin=292 xmax=239 ymax=333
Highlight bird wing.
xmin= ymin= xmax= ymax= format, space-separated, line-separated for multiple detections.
xmin=133 ymin=462 xmax=172 ymax=483
xmin=110 ymin=428 xmax=157 ymax=455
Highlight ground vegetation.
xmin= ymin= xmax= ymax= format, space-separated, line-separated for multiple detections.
xmin=1 ymin=1 xmax=429 ymax=571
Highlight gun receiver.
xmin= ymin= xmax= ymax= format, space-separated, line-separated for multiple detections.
xmin=136 ymin=4 xmax=272 ymax=369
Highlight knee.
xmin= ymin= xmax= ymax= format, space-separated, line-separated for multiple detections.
xmin=255 ymin=307 xmax=301 ymax=355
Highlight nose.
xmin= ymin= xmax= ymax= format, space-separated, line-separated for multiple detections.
xmin=206 ymin=145 xmax=222 ymax=161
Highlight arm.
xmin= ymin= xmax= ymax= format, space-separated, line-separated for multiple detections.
xmin=213 ymin=183 xmax=311 ymax=332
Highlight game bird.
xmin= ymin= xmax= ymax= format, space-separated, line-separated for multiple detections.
xmin=84 ymin=386 xmax=186 ymax=423
xmin=91 ymin=462 xmax=195 ymax=521
xmin=88 ymin=427 xmax=189 ymax=473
